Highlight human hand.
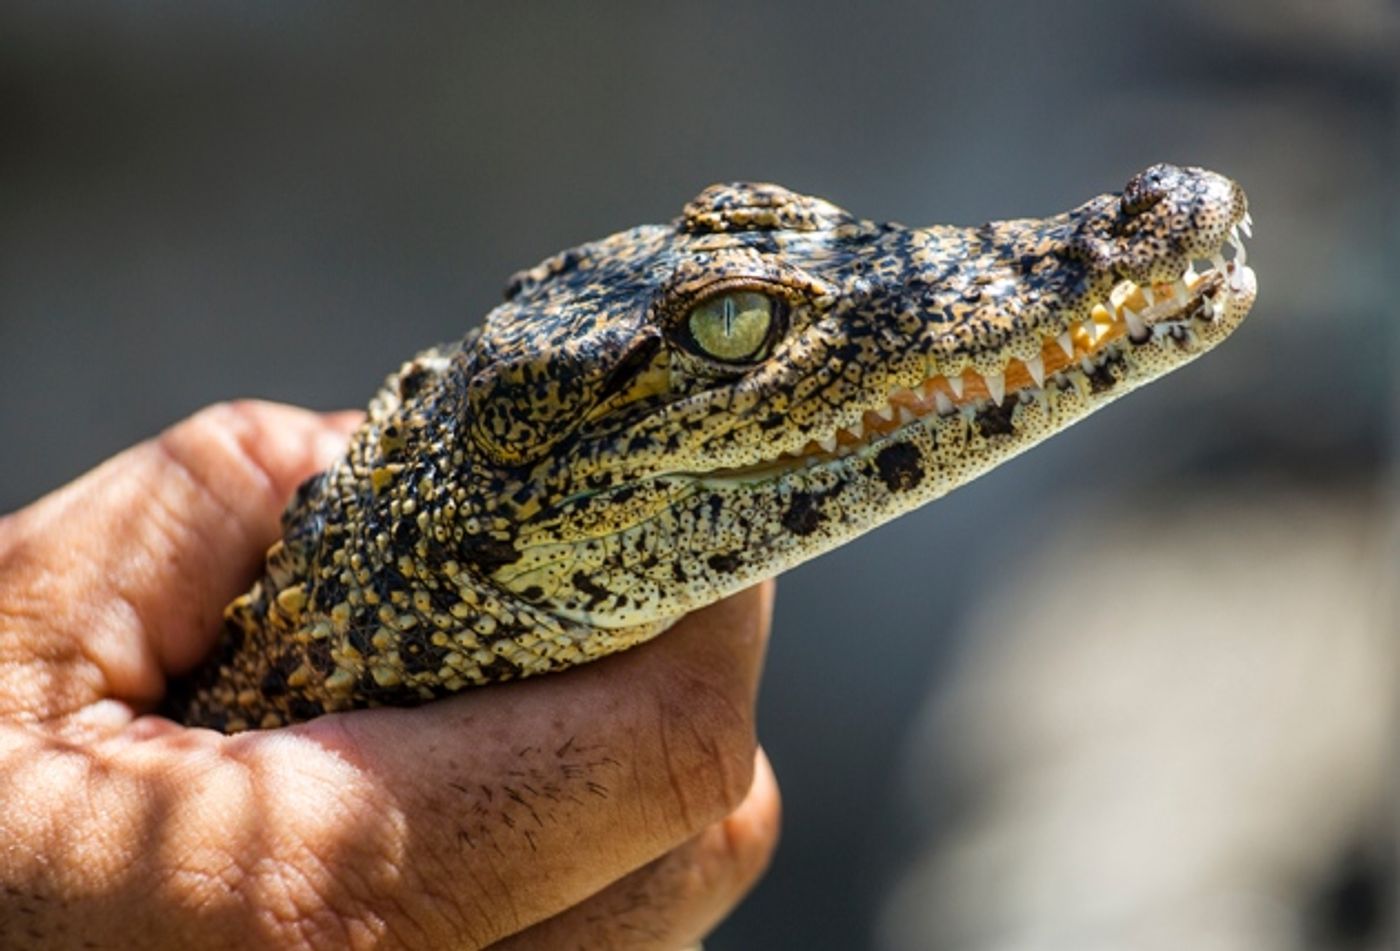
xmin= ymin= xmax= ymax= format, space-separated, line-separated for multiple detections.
xmin=0 ymin=401 xmax=779 ymax=950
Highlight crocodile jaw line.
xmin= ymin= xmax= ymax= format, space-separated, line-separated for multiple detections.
xmin=741 ymin=218 xmax=1256 ymax=472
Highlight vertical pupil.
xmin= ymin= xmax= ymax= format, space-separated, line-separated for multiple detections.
xmin=722 ymin=295 xmax=736 ymax=335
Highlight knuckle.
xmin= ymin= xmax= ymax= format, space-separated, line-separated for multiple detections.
xmin=248 ymin=827 xmax=415 ymax=950
xmin=271 ymin=812 xmax=494 ymax=948
xmin=372 ymin=852 xmax=498 ymax=950
xmin=257 ymin=857 xmax=362 ymax=949
xmin=160 ymin=402 xmax=246 ymax=475
xmin=159 ymin=401 xmax=283 ymax=510
xmin=164 ymin=400 xmax=342 ymax=514
xmin=662 ymin=782 xmax=779 ymax=933
xmin=715 ymin=794 xmax=780 ymax=893
xmin=652 ymin=669 xmax=757 ymax=821
xmin=172 ymin=400 xmax=259 ymax=450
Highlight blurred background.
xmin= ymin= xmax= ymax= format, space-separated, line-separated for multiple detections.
xmin=2 ymin=2 xmax=1395 ymax=948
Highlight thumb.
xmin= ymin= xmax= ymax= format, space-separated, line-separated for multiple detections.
xmin=0 ymin=401 xmax=359 ymax=720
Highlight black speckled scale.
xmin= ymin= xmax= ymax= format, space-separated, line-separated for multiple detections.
xmin=165 ymin=164 xmax=1257 ymax=731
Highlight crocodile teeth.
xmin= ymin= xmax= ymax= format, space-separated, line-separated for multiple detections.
xmin=985 ymin=371 xmax=1006 ymax=406
xmin=1123 ymin=306 xmax=1148 ymax=342
xmin=776 ymin=206 xmax=1256 ymax=469
xmin=1023 ymin=353 xmax=1045 ymax=388
xmin=1229 ymin=265 xmax=1247 ymax=292
xmin=805 ymin=211 xmax=1252 ymax=462
xmin=1056 ymin=331 xmax=1075 ymax=359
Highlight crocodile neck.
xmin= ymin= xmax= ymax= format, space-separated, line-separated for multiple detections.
xmin=168 ymin=351 xmax=668 ymax=732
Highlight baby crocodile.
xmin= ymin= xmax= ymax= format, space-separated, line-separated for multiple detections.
xmin=167 ymin=163 xmax=1257 ymax=732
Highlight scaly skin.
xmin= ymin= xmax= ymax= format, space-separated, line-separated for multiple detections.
xmin=165 ymin=163 xmax=1258 ymax=732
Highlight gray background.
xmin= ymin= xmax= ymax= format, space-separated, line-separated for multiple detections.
xmin=2 ymin=2 xmax=1394 ymax=948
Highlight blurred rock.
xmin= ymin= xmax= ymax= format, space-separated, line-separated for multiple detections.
xmin=882 ymin=489 xmax=1396 ymax=951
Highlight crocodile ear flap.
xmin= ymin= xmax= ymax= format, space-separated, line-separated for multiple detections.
xmin=680 ymin=183 xmax=852 ymax=235
xmin=465 ymin=319 xmax=657 ymax=468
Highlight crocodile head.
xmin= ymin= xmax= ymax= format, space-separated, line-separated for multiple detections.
xmin=460 ymin=164 xmax=1256 ymax=629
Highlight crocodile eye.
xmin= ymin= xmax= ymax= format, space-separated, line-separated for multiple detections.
xmin=684 ymin=291 xmax=779 ymax=363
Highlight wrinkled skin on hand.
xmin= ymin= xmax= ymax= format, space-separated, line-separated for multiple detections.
xmin=0 ymin=402 xmax=779 ymax=950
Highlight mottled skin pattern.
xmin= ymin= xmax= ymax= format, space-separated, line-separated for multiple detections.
xmin=166 ymin=164 xmax=1257 ymax=732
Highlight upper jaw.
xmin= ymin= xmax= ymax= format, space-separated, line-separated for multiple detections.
xmin=769 ymin=203 xmax=1257 ymax=464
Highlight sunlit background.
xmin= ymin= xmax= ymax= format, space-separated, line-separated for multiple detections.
xmin=2 ymin=2 xmax=1395 ymax=948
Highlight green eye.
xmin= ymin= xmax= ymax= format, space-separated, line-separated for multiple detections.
xmin=686 ymin=291 xmax=777 ymax=363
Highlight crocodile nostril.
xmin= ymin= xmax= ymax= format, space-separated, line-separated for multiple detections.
xmin=1121 ymin=171 xmax=1167 ymax=216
